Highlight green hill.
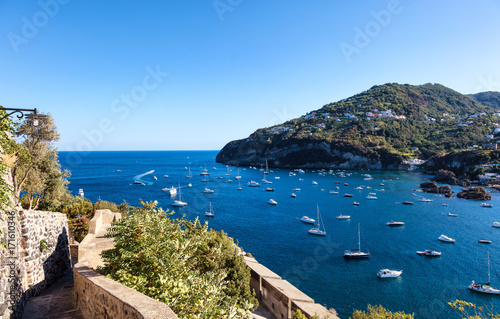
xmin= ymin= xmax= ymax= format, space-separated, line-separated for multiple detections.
xmin=469 ymin=91 xmax=500 ymax=109
xmin=216 ymin=83 xmax=500 ymax=170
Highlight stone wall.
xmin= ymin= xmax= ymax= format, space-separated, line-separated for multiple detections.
xmin=0 ymin=209 xmax=71 ymax=319
xmin=245 ymin=256 xmax=339 ymax=319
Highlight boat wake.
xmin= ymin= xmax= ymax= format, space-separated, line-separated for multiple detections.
xmin=133 ymin=170 xmax=155 ymax=185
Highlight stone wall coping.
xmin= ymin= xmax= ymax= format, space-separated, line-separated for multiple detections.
xmin=88 ymin=209 xmax=120 ymax=235
xmin=74 ymin=262 xmax=179 ymax=319
xmin=245 ymin=258 xmax=282 ymax=280
xmin=293 ymin=300 xmax=339 ymax=319
xmin=263 ymin=277 xmax=314 ymax=304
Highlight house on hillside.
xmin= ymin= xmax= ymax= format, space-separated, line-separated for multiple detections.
xmin=482 ymin=143 xmax=498 ymax=150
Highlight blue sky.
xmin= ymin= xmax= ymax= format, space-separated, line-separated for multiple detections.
xmin=1 ymin=0 xmax=500 ymax=151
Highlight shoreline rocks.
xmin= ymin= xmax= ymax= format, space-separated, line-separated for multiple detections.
xmin=420 ymin=181 xmax=454 ymax=197
xmin=456 ymin=187 xmax=492 ymax=200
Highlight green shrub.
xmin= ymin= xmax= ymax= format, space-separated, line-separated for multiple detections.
xmin=351 ymin=305 xmax=413 ymax=319
xmin=69 ymin=216 xmax=90 ymax=242
xmin=61 ymin=196 xmax=94 ymax=219
xmin=98 ymin=200 xmax=257 ymax=318
xmin=93 ymin=198 xmax=118 ymax=212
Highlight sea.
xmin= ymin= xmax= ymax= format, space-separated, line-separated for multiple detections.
xmin=59 ymin=150 xmax=500 ymax=319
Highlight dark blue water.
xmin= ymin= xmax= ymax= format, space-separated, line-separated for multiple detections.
xmin=60 ymin=150 xmax=500 ymax=318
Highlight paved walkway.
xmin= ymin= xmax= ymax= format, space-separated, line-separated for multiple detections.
xmin=22 ymin=269 xmax=83 ymax=319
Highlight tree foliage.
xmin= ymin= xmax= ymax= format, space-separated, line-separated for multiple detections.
xmin=449 ymin=300 xmax=500 ymax=319
xmin=98 ymin=201 xmax=257 ymax=319
xmin=351 ymin=305 xmax=414 ymax=319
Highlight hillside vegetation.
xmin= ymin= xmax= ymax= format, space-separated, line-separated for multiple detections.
xmin=217 ymin=83 xmax=500 ymax=170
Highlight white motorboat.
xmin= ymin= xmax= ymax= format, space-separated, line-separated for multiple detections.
xmin=308 ymin=205 xmax=326 ymax=236
xmin=78 ymin=188 xmax=84 ymax=197
xmin=344 ymin=194 xmax=354 ymax=198
xmin=336 ymin=214 xmax=350 ymax=220
xmin=469 ymin=252 xmax=500 ymax=295
xmin=162 ymin=186 xmax=177 ymax=196
xmin=386 ymin=221 xmax=404 ymax=227
xmin=355 ymin=186 xmax=363 ymax=190
xmin=203 ymin=188 xmax=214 ymax=194
xmin=205 ymin=202 xmax=214 ymax=217
xmin=291 ymin=193 xmax=296 ymax=198
xmin=493 ymin=222 xmax=500 ymax=228
xmin=416 ymin=250 xmax=441 ymax=257
xmin=248 ymin=181 xmax=260 ymax=187
xmin=419 ymin=198 xmax=433 ymax=202
xmin=366 ymin=195 xmax=378 ymax=200
xmin=268 ymin=199 xmax=277 ymax=205
xmin=479 ymin=240 xmax=492 ymax=244
xmin=292 ymin=188 xmax=301 ymax=191
xmin=438 ymin=234 xmax=455 ymax=243
xmin=312 ymin=181 xmax=318 ymax=185
xmin=377 ymin=269 xmax=402 ymax=278
xmin=300 ymin=216 xmax=315 ymax=224
xmin=448 ymin=213 xmax=458 ymax=217
xmin=344 ymin=223 xmax=370 ymax=259
xmin=481 ymin=203 xmax=493 ymax=208
xmin=329 ymin=190 xmax=339 ymax=194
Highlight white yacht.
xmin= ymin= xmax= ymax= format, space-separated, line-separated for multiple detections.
xmin=481 ymin=203 xmax=493 ymax=208
xmin=312 ymin=181 xmax=318 ymax=185
xmin=336 ymin=214 xmax=350 ymax=220
xmin=308 ymin=205 xmax=326 ymax=236
xmin=203 ymin=188 xmax=214 ymax=194
xmin=344 ymin=223 xmax=370 ymax=259
xmin=366 ymin=195 xmax=378 ymax=200
xmin=248 ymin=181 xmax=260 ymax=187
xmin=419 ymin=198 xmax=433 ymax=202
xmin=493 ymin=222 xmax=500 ymax=228
xmin=469 ymin=252 xmax=500 ymax=295
xmin=329 ymin=190 xmax=339 ymax=195
xmin=300 ymin=216 xmax=315 ymax=224
xmin=292 ymin=188 xmax=301 ymax=191
xmin=268 ymin=199 xmax=277 ymax=205
xmin=162 ymin=186 xmax=177 ymax=197
xmin=171 ymin=184 xmax=187 ymax=207
xmin=377 ymin=269 xmax=402 ymax=278
xmin=205 ymin=202 xmax=214 ymax=217
xmin=416 ymin=250 xmax=441 ymax=257
xmin=438 ymin=234 xmax=455 ymax=243
xmin=386 ymin=221 xmax=404 ymax=227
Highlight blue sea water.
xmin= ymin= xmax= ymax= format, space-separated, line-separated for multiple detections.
xmin=59 ymin=150 xmax=500 ymax=319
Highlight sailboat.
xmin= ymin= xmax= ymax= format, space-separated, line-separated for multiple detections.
xmin=235 ymin=168 xmax=241 ymax=180
xmin=344 ymin=223 xmax=370 ymax=259
xmin=185 ymin=167 xmax=192 ymax=178
xmin=469 ymin=252 xmax=500 ymax=294
xmin=236 ymin=179 xmax=242 ymax=190
xmin=205 ymin=202 xmax=214 ymax=217
xmin=225 ymin=165 xmax=231 ymax=176
xmin=171 ymin=183 xmax=187 ymax=207
xmin=308 ymin=205 xmax=326 ymax=236
xmin=200 ymin=163 xmax=209 ymax=176
xmin=262 ymin=162 xmax=272 ymax=184
xmin=264 ymin=159 xmax=270 ymax=175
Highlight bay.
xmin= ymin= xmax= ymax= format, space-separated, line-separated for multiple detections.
xmin=59 ymin=150 xmax=500 ymax=319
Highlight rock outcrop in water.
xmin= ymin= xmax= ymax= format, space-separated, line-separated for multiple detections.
xmin=456 ymin=187 xmax=492 ymax=200
xmin=420 ymin=181 xmax=454 ymax=197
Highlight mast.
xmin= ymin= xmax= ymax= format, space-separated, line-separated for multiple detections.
xmin=316 ymin=204 xmax=320 ymax=228
xmin=358 ymin=223 xmax=361 ymax=251
xmin=488 ymin=252 xmax=491 ymax=285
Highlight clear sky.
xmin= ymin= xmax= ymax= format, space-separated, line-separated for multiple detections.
xmin=1 ymin=1 xmax=500 ymax=151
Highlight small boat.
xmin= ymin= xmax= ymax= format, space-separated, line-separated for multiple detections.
xmin=205 ymin=202 xmax=214 ymax=217
xmin=153 ymin=176 xmax=157 ymax=180
xmin=442 ymin=203 xmax=449 ymax=206
xmin=377 ymin=269 xmax=402 ymax=278
xmin=292 ymin=188 xmax=301 ymax=191
xmin=416 ymin=250 xmax=441 ymax=257
xmin=344 ymin=194 xmax=354 ymax=197
xmin=379 ymin=183 xmax=384 ymax=186
xmin=312 ymin=181 xmax=318 ymax=185
xmin=116 ymin=170 xmax=122 ymax=172
xmin=291 ymin=193 xmax=296 ymax=198
xmin=438 ymin=234 xmax=455 ymax=243
xmin=187 ymin=183 xmax=192 ymax=187
xmin=162 ymin=186 xmax=177 ymax=196
xmin=78 ymin=188 xmax=84 ymax=197
xmin=493 ymin=222 xmax=500 ymax=228
xmin=344 ymin=223 xmax=370 ymax=259
xmin=469 ymin=252 xmax=500 ymax=295
xmin=344 ymin=183 xmax=349 ymax=186
xmin=133 ymin=180 xmax=143 ymax=184
xmin=248 ymin=181 xmax=261 ymax=187
xmin=265 ymin=188 xmax=275 ymax=192
xmin=203 ymin=188 xmax=214 ymax=194
xmin=353 ymin=202 xmax=360 ymax=206
xmin=185 ymin=167 xmax=192 ymax=178
xmin=386 ymin=221 xmax=404 ymax=227
xmin=481 ymin=203 xmax=493 ymax=208
xmin=336 ymin=214 xmax=350 ymax=220
xmin=300 ymin=216 xmax=315 ymax=224
xmin=236 ymin=180 xmax=242 ymax=190
xmin=235 ymin=168 xmax=241 ymax=180
xmin=171 ymin=184 xmax=187 ymax=207
xmin=216 ymin=176 xmax=223 ymax=179
xmin=366 ymin=195 xmax=378 ymax=200
xmin=329 ymin=190 xmax=339 ymax=194
xmin=448 ymin=213 xmax=458 ymax=217
xmin=419 ymin=198 xmax=433 ymax=202
xmin=225 ymin=179 xmax=233 ymax=183
xmin=478 ymin=240 xmax=492 ymax=244
xmin=402 ymin=201 xmax=414 ymax=205
xmin=308 ymin=205 xmax=326 ymax=236
xmin=355 ymin=186 xmax=363 ymax=190
xmin=268 ymin=199 xmax=277 ymax=205
xmin=163 ymin=175 xmax=169 ymax=178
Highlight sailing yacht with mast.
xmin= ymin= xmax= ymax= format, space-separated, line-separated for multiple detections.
xmin=171 ymin=184 xmax=187 ymax=207
xmin=469 ymin=252 xmax=500 ymax=294
xmin=235 ymin=167 xmax=241 ymax=180
xmin=344 ymin=223 xmax=370 ymax=259
xmin=185 ymin=166 xmax=192 ymax=178
xmin=308 ymin=205 xmax=326 ymax=236
xmin=205 ymin=202 xmax=214 ymax=217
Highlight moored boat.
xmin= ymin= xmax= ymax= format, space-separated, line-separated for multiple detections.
xmin=479 ymin=240 xmax=492 ymax=244
xmin=386 ymin=221 xmax=404 ymax=227
xmin=377 ymin=269 xmax=402 ymax=278
xmin=416 ymin=250 xmax=441 ymax=257
xmin=438 ymin=234 xmax=455 ymax=243
xmin=402 ymin=201 xmax=414 ymax=205
xmin=300 ymin=216 xmax=315 ymax=224
xmin=336 ymin=214 xmax=350 ymax=220
xmin=268 ymin=199 xmax=277 ymax=205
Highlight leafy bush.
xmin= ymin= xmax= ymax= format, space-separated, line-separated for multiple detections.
xmin=449 ymin=300 xmax=500 ymax=319
xmin=351 ymin=305 xmax=413 ymax=319
xmin=98 ymin=201 xmax=257 ymax=319
xmin=69 ymin=216 xmax=90 ymax=242
xmin=94 ymin=198 xmax=118 ymax=212
xmin=61 ymin=196 xmax=94 ymax=219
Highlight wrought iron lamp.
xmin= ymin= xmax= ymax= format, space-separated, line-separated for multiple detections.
xmin=0 ymin=107 xmax=47 ymax=126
